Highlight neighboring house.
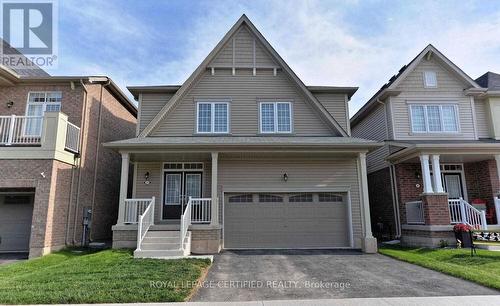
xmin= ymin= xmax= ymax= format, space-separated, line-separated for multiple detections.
xmin=106 ymin=15 xmax=380 ymax=258
xmin=351 ymin=44 xmax=500 ymax=247
xmin=0 ymin=64 xmax=137 ymax=258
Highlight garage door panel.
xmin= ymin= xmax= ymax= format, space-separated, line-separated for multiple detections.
xmin=0 ymin=195 xmax=34 ymax=252
xmin=224 ymin=192 xmax=350 ymax=249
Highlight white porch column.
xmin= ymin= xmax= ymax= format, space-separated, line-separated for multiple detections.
xmin=359 ymin=152 xmax=377 ymax=253
xmin=117 ymin=152 xmax=130 ymax=225
xmin=419 ymin=154 xmax=433 ymax=194
xmin=211 ymin=152 xmax=219 ymax=225
xmin=431 ymin=155 xmax=444 ymax=193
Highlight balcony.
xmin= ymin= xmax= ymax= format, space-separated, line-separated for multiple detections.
xmin=0 ymin=112 xmax=80 ymax=164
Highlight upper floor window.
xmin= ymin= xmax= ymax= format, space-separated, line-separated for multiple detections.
xmin=410 ymin=104 xmax=459 ymax=133
xmin=26 ymin=92 xmax=62 ymax=115
xmin=196 ymin=102 xmax=229 ymax=133
xmin=25 ymin=92 xmax=62 ymax=135
xmin=423 ymin=71 xmax=437 ymax=88
xmin=259 ymin=102 xmax=292 ymax=133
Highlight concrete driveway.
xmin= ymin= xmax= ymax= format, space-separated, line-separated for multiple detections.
xmin=191 ymin=250 xmax=498 ymax=302
xmin=0 ymin=253 xmax=28 ymax=265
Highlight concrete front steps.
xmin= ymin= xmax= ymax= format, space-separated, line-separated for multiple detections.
xmin=134 ymin=230 xmax=191 ymax=258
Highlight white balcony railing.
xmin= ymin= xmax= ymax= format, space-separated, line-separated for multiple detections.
xmin=65 ymin=122 xmax=81 ymax=153
xmin=449 ymin=198 xmax=487 ymax=230
xmin=405 ymin=200 xmax=425 ymax=224
xmin=136 ymin=197 xmax=155 ymax=251
xmin=124 ymin=198 xmax=154 ymax=224
xmin=191 ymin=198 xmax=212 ymax=224
xmin=0 ymin=115 xmax=43 ymax=145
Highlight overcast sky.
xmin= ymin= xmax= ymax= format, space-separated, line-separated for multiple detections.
xmin=53 ymin=0 xmax=500 ymax=116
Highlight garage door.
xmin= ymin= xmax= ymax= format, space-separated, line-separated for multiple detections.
xmin=0 ymin=193 xmax=34 ymax=252
xmin=224 ymin=192 xmax=350 ymax=249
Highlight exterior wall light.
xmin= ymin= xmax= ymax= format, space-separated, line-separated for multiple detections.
xmin=6 ymin=101 xmax=13 ymax=108
xmin=283 ymin=173 xmax=288 ymax=182
xmin=144 ymin=172 xmax=150 ymax=185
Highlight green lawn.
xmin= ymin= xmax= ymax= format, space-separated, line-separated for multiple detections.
xmin=0 ymin=249 xmax=211 ymax=304
xmin=379 ymin=245 xmax=500 ymax=290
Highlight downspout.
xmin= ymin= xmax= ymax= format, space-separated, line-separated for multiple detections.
xmin=89 ymin=79 xmax=111 ymax=241
xmin=72 ymin=79 xmax=89 ymax=245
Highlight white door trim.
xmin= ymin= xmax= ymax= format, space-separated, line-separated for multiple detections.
xmin=160 ymin=162 xmax=205 ymax=221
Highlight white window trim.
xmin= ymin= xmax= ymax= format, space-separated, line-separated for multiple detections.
xmin=196 ymin=101 xmax=230 ymax=134
xmin=25 ymin=91 xmax=62 ymax=115
xmin=409 ymin=103 xmax=460 ymax=134
xmin=423 ymin=71 xmax=438 ymax=88
xmin=259 ymin=101 xmax=293 ymax=134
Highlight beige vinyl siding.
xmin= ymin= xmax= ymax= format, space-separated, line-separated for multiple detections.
xmin=218 ymin=156 xmax=362 ymax=248
xmin=138 ymin=93 xmax=174 ymax=134
xmin=352 ymin=103 xmax=389 ymax=173
xmin=352 ymin=103 xmax=388 ymax=141
xmin=151 ymin=69 xmax=336 ymax=136
xmin=134 ymin=161 xmax=212 ymax=223
xmin=392 ymin=57 xmax=475 ymax=140
xmin=366 ymin=146 xmax=390 ymax=174
xmin=475 ymin=99 xmax=491 ymax=138
xmin=234 ymin=27 xmax=253 ymax=66
xmin=209 ymin=25 xmax=277 ymax=68
xmin=313 ymin=93 xmax=349 ymax=133
xmin=386 ymin=97 xmax=394 ymax=139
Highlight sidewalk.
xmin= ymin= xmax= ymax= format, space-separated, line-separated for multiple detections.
xmin=23 ymin=295 xmax=500 ymax=306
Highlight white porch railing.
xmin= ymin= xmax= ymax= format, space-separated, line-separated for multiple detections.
xmin=65 ymin=122 xmax=81 ymax=153
xmin=180 ymin=197 xmax=193 ymax=250
xmin=136 ymin=197 xmax=155 ymax=251
xmin=191 ymin=198 xmax=212 ymax=223
xmin=449 ymin=198 xmax=487 ymax=230
xmin=0 ymin=115 xmax=43 ymax=145
xmin=124 ymin=198 xmax=154 ymax=224
xmin=406 ymin=200 xmax=425 ymax=224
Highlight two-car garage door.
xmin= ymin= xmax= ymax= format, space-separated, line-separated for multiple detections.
xmin=224 ymin=192 xmax=350 ymax=249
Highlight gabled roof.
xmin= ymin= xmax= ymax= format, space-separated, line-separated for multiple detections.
xmin=351 ymin=44 xmax=482 ymax=127
xmin=476 ymin=72 xmax=500 ymax=91
xmin=139 ymin=14 xmax=349 ymax=137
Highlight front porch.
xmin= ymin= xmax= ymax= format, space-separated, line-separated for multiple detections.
xmin=112 ymin=152 xmax=221 ymax=257
xmin=389 ymin=148 xmax=500 ymax=247
xmin=105 ymin=137 xmax=380 ymax=257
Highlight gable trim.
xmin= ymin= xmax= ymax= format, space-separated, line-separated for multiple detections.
xmin=139 ymin=15 xmax=348 ymax=137
xmin=387 ymin=45 xmax=480 ymax=90
xmin=351 ymin=44 xmax=482 ymax=128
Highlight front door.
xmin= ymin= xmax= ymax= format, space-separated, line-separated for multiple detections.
xmin=443 ymin=173 xmax=463 ymax=199
xmin=163 ymin=172 xmax=202 ymax=220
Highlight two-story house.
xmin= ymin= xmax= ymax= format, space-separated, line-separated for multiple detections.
xmin=351 ymin=45 xmax=500 ymax=247
xmin=0 ymin=62 xmax=137 ymax=257
xmin=106 ymin=15 xmax=380 ymax=258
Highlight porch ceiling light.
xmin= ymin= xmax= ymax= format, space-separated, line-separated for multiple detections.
xmin=283 ymin=173 xmax=288 ymax=182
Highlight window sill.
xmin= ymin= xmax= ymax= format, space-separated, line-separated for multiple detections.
xmin=193 ymin=133 xmax=232 ymax=136
xmin=257 ymin=132 xmax=295 ymax=136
